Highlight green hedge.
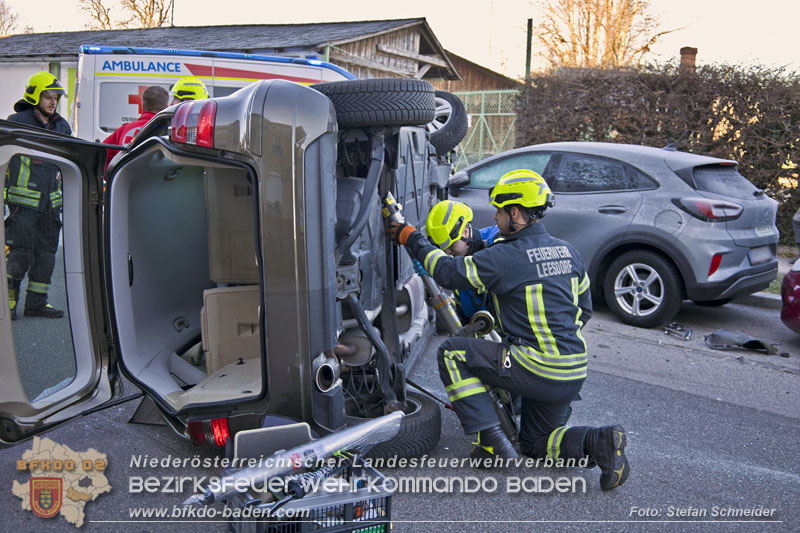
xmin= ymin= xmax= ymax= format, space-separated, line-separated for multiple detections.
xmin=517 ymin=64 xmax=800 ymax=244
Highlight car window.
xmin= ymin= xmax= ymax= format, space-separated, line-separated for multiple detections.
xmin=692 ymin=164 xmax=759 ymax=200
xmin=628 ymin=166 xmax=658 ymax=190
xmin=469 ymin=153 xmax=552 ymax=188
xmin=551 ymin=154 xmax=633 ymax=193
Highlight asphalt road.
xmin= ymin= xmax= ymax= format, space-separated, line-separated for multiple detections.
xmin=1 ymin=299 xmax=798 ymax=532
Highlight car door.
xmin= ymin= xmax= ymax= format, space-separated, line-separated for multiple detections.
xmin=450 ymin=151 xmax=556 ymax=228
xmin=0 ymin=120 xmax=117 ymax=446
xmin=542 ymin=152 xmax=646 ymax=268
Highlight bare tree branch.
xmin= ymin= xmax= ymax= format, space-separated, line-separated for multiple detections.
xmin=120 ymin=0 xmax=169 ymax=28
xmin=0 ymin=0 xmax=19 ymax=36
xmin=535 ymin=0 xmax=677 ymax=69
xmin=79 ymin=0 xmax=115 ymax=30
xmin=79 ymin=0 xmax=170 ymax=29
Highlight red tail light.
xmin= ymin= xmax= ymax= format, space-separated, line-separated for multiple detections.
xmin=708 ymin=253 xmax=723 ymax=276
xmin=170 ymin=100 xmax=217 ymax=148
xmin=672 ymin=197 xmax=743 ymax=222
xmin=187 ymin=417 xmax=230 ymax=447
xmin=170 ymin=103 xmax=190 ymax=144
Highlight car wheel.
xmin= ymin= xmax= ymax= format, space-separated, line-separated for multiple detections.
xmin=367 ymin=391 xmax=442 ymax=459
xmin=427 ymin=90 xmax=468 ymax=155
xmin=692 ymin=299 xmax=732 ymax=307
xmin=603 ymin=250 xmax=682 ymax=328
xmin=311 ymin=79 xmax=435 ymax=128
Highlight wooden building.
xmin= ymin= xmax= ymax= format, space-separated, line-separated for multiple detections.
xmin=431 ymin=51 xmax=522 ymax=92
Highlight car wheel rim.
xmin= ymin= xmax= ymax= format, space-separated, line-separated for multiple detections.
xmin=426 ymin=96 xmax=452 ymax=135
xmin=613 ymin=262 xmax=664 ymax=317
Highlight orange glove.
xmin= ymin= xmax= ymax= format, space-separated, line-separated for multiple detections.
xmin=387 ymin=221 xmax=416 ymax=245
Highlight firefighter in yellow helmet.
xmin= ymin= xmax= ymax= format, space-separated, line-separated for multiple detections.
xmin=5 ymin=72 xmax=72 ymax=319
xmin=389 ymin=169 xmax=629 ymax=491
xmin=426 ymin=200 xmax=500 ymax=320
xmin=169 ymin=77 xmax=209 ymax=105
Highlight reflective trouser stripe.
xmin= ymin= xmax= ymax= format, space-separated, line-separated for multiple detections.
xmin=464 ymin=256 xmax=486 ymax=293
xmin=424 ymin=249 xmax=447 ymax=276
xmin=525 ymin=284 xmax=559 ymax=356
xmin=442 ymin=349 xmax=487 ymax=402
xmin=27 ymin=281 xmax=50 ymax=294
xmin=510 ymin=345 xmax=587 ymax=381
xmin=446 ymin=377 xmax=488 ymax=401
xmin=547 ymin=426 xmax=568 ymax=459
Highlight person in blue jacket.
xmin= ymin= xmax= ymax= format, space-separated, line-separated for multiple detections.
xmin=425 ymin=200 xmax=499 ymax=322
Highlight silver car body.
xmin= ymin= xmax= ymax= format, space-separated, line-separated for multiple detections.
xmin=450 ymin=142 xmax=779 ymax=325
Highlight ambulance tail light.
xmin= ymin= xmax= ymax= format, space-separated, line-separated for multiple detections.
xmin=187 ymin=417 xmax=230 ymax=447
xmin=170 ymin=100 xmax=217 ymax=148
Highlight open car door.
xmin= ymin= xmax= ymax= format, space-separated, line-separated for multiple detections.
xmin=0 ymin=120 xmax=117 ymax=446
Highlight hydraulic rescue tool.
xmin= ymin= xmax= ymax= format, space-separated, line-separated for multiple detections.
xmin=183 ymin=411 xmax=404 ymax=506
xmin=382 ymin=193 xmax=519 ymax=444
xmin=382 ymin=192 xmax=462 ymax=335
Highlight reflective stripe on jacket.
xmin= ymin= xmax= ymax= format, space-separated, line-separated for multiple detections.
xmin=408 ymin=223 xmax=592 ymax=382
xmin=4 ymin=107 xmax=71 ymax=212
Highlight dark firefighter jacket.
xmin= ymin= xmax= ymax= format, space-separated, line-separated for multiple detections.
xmin=407 ymin=222 xmax=592 ymax=382
xmin=4 ymin=106 xmax=71 ymax=212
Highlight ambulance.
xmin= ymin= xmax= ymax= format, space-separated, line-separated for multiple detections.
xmin=73 ymin=45 xmax=354 ymax=141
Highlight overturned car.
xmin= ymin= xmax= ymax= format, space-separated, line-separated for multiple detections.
xmin=0 ymin=78 xmax=468 ymax=456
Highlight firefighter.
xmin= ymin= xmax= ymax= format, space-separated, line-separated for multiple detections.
xmin=425 ymin=200 xmax=499 ymax=321
xmin=388 ymin=170 xmax=629 ymax=491
xmin=5 ymin=72 xmax=72 ymax=319
xmin=169 ymin=77 xmax=209 ymax=105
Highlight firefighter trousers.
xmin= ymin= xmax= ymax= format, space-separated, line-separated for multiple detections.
xmin=437 ymin=336 xmax=591 ymax=460
xmin=5 ymin=207 xmax=61 ymax=306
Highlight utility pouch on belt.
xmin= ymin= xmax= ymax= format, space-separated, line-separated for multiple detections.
xmin=498 ymin=339 xmax=512 ymax=376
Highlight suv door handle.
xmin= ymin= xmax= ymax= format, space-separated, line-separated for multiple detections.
xmin=598 ymin=205 xmax=627 ymax=214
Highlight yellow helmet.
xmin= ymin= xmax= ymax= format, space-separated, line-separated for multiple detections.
xmin=489 ymin=169 xmax=554 ymax=210
xmin=22 ymin=72 xmax=67 ymax=106
xmin=170 ymin=77 xmax=209 ymax=101
xmin=426 ymin=200 xmax=473 ymax=250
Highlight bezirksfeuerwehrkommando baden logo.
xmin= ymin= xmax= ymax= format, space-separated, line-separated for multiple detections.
xmin=13 ymin=437 xmax=110 ymax=527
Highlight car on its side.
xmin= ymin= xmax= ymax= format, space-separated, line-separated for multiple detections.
xmin=0 ymin=78 xmax=468 ymax=453
xmin=781 ymin=259 xmax=800 ymax=333
xmin=449 ymin=142 xmax=779 ymax=328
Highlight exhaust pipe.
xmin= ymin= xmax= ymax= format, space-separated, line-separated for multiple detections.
xmin=313 ymin=354 xmax=341 ymax=393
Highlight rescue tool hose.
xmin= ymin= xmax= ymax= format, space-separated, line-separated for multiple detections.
xmin=335 ymin=134 xmax=385 ymax=264
xmin=345 ymin=293 xmax=398 ymax=408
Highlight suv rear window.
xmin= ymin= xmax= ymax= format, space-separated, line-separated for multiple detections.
xmin=692 ymin=164 xmax=759 ymax=200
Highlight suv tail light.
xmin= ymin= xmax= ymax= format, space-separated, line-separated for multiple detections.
xmin=672 ymin=197 xmax=743 ymax=222
xmin=188 ymin=417 xmax=230 ymax=447
xmin=170 ymin=100 xmax=217 ymax=148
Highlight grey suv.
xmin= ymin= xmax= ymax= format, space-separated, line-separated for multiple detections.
xmin=450 ymin=142 xmax=779 ymax=328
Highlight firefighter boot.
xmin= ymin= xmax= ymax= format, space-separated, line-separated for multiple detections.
xmin=585 ymin=425 xmax=629 ymax=491
xmin=470 ymin=425 xmax=519 ymax=462
xmin=23 ymin=291 xmax=64 ymax=318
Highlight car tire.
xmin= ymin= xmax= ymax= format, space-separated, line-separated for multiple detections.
xmin=603 ymin=250 xmax=682 ymax=328
xmin=367 ymin=391 xmax=442 ymax=459
xmin=692 ymin=298 xmax=732 ymax=307
xmin=311 ymin=79 xmax=435 ymax=128
xmin=427 ymin=90 xmax=468 ymax=155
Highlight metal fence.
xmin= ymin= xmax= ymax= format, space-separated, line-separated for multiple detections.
xmin=451 ymin=90 xmax=520 ymax=170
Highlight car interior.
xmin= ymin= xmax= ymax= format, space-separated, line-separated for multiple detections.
xmin=108 ymin=144 xmax=263 ymax=411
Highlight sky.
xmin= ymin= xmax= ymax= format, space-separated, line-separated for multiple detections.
xmin=5 ymin=0 xmax=799 ymax=79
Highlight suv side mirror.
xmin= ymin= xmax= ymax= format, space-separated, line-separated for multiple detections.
xmin=449 ymin=171 xmax=468 ymax=196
